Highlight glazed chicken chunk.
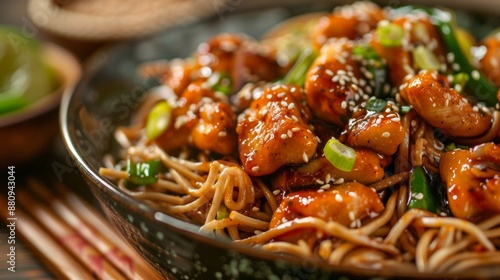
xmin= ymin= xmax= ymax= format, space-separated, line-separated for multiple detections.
xmin=236 ymin=84 xmax=318 ymax=176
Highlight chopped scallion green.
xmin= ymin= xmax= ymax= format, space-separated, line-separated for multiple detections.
xmin=412 ymin=45 xmax=440 ymax=70
xmin=126 ymin=158 xmax=160 ymax=186
xmin=216 ymin=204 xmax=229 ymax=220
xmin=282 ymin=48 xmax=317 ymax=87
xmin=365 ymin=98 xmax=387 ymax=113
xmin=211 ymin=72 xmax=232 ymax=95
xmin=324 ymin=138 xmax=356 ymax=172
xmin=376 ymin=23 xmax=405 ymax=47
xmin=146 ymin=101 xmax=172 ymax=140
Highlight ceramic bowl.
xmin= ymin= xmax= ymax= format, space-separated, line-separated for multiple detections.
xmin=60 ymin=1 xmax=500 ymax=279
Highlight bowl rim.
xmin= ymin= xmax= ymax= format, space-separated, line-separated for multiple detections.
xmin=59 ymin=5 xmax=500 ymax=279
xmin=0 ymin=42 xmax=81 ymax=127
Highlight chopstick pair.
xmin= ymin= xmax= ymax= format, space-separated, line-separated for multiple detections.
xmin=3 ymin=178 xmax=163 ymax=280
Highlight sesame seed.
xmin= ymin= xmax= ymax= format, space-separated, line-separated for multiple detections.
xmin=287 ymin=130 xmax=293 ymax=138
xmin=288 ymin=103 xmax=295 ymax=110
xmin=321 ymin=184 xmax=331 ymax=190
xmin=267 ymin=94 xmax=272 ymax=99
xmin=325 ymin=174 xmax=331 ymax=183
xmin=415 ymin=193 xmax=424 ymax=200
xmin=291 ymin=115 xmax=299 ymax=122
xmin=471 ymin=70 xmax=480 ymax=80
xmin=252 ymin=207 xmax=260 ymax=211
xmin=281 ymin=101 xmax=288 ymax=107
xmin=261 ymin=109 xmax=268 ymax=116
xmin=273 ymin=190 xmax=281 ymax=195
xmin=335 ymin=193 xmax=343 ymax=202
xmin=446 ymin=52 xmax=455 ymax=63
xmin=277 ymin=92 xmax=286 ymax=98
xmin=252 ymin=166 xmax=260 ymax=173
xmin=348 ymin=192 xmax=357 ymax=197
xmin=317 ymin=189 xmax=325 ymax=193
xmin=264 ymin=133 xmax=271 ymax=142
xmin=218 ymin=131 xmax=227 ymax=137
xmin=334 ymin=178 xmax=344 ymax=184
xmin=341 ymin=101 xmax=347 ymax=109
xmin=303 ymin=152 xmax=309 ymax=163
xmin=332 ymin=75 xmax=340 ymax=83
xmin=325 ymin=69 xmax=334 ymax=76
xmin=454 ymin=84 xmax=463 ymax=92
xmin=440 ymin=63 xmax=448 ymax=73
xmin=280 ymin=134 xmax=288 ymax=140
xmin=382 ymin=132 xmax=391 ymax=137
xmin=452 ymin=63 xmax=460 ymax=71
xmin=271 ymin=85 xmax=281 ymax=91
xmin=348 ymin=211 xmax=355 ymax=221
xmin=391 ymin=117 xmax=401 ymax=122
xmin=316 ymin=179 xmax=324 ymax=184
xmin=291 ymin=127 xmax=301 ymax=132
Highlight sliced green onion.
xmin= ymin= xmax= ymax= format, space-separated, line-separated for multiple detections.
xmin=324 ymin=138 xmax=356 ymax=172
xmin=412 ymin=45 xmax=440 ymax=70
xmin=452 ymin=72 xmax=469 ymax=87
xmin=146 ymin=101 xmax=172 ymax=140
xmin=376 ymin=23 xmax=405 ymax=47
xmin=282 ymin=48 xmax=317 ymax=87
xmin=126 ymin=158 xmax=160 ymax=186
xmin=352 ymin=45 xmax=381 ymax=61
xmin=216 ymin=204 xmax=229 ymax=220
xmin=211 ymin=72 xmax=232 ymax=95
xmin=398 ymin=105 xmax=412 ymax=114
xmin=444 ymin=142 xmax=457 ymax=152
xmin=444 ymin=142 xmax=469 ymax=152
xmin=365 ymin=98 xmax=387 ymax=113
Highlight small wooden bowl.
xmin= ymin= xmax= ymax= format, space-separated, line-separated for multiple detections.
xmin=0 ymin=43 xmax=81 ymax=167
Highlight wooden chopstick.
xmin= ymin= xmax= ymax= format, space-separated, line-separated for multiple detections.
xmin=28 ymin=178 xmax=163 ymax=280
xmin=17 ymin=190 xmax=128 ymax=280
xmin=0 ymin=199 xmax=95 ymax=280
xmin=54 ymin=182 xmax=141 ymax=259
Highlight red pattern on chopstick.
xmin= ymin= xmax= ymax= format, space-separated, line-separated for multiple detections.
xmin=27 ymin=178 xmax=163 ymax=280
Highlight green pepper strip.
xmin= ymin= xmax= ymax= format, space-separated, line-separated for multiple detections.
xmin=408 ymin=166 xmax=439 ymax=213
xmin=126 ymin=158 xmax=160 ymax=186
xmin=394 ymin=6 xmax=498 ymax=107
xmin=282 ymin=48 xmax=317 ymax=87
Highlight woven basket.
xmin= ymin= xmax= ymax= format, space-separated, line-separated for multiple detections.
xmin=27 ymin=0 xmax=227 ymax=41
